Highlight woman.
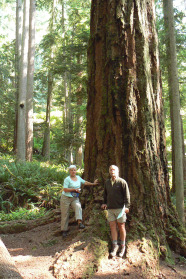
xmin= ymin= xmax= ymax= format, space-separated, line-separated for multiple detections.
xmin=60 ymin=165 xmax=98 ymax=237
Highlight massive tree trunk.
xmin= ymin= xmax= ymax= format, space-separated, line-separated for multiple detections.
xmin=84 ymin=0 xmax=185 ymax=255
xmin=163 ymin=0 xmax=184 ymax=224
xmin=26 ymin=0 xmax=36 ymax=161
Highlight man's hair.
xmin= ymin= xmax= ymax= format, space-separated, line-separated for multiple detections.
xmin=109 ymin=165 xmax=119 ymax=174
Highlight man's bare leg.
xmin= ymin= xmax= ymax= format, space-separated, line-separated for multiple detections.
xmin=117 ymin=222 xmax=126 ymax=257
xmin=109 ymin=221 xmax=119 ymax=257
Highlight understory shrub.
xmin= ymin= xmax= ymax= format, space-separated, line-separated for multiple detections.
xmin=0 ymin=156 xmax=69 ymax=213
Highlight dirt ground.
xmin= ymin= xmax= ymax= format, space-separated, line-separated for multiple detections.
xmin=1 ymin=220 xmax=186 ymax=279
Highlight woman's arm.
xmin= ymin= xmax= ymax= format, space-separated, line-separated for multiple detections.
xmin=84 ymin=179 xmax=99 ymax=186
xmin=63 ymin=188 xmax=80 ymax=193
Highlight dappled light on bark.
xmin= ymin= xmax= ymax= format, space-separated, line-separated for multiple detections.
xmin=84 ymin=0 xmax=185 ymax=257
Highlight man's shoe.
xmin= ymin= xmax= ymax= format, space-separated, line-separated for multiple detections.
xmin=110 ymin=244 xmax=119 ymax=258
xmin=118 ymin=245 xmax=125 ymax=258
xmin=78 ymin=223 xmax=85 ymax=229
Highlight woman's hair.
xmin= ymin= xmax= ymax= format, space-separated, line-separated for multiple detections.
xmin=68 ymin=165 xmax=77 ymax=170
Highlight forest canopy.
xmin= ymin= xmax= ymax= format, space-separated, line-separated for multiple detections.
xmin=0 ymin=0 xmax=185 ymax=168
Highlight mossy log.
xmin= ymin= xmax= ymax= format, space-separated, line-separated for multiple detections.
xmin=0 ymin=238 xmax=23 ymax=279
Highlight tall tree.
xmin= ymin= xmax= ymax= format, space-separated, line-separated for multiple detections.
xmin=64 ymin=73 xmax=73 ymax=163
xmin=42 ymin=71 xmax=53 ymax=160
xmin=75 ymin=90 xmax=83 ymax=167
xmin=163 ymin=0 xmax=184 ymax=224
xmin=26 ymin=0 xmax=36 ymax=161
xmin=84 ymin=0 xmax=185 ymax=254
xmin=17 ymin=0 xmax=29 ymax=161
xmin=14 ymin=0 xmax=22 ymax=153
xmin=42 ymin=0 xmax=56 ymax=160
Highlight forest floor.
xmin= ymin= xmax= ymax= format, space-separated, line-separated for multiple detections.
xmin=1 ymin=216 xmax=186 ymax=279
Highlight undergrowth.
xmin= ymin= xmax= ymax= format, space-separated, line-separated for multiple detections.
xmin=0 ymin=154 xmax=72 ymax=217
xmin=0 ymin=206 xmax=47 ymax=221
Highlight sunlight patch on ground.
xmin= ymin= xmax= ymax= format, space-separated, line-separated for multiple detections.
xmin=13 ymin=255 xmax=32 ymax=263
xmin=12 ymin=255 xmax=54 ymax=279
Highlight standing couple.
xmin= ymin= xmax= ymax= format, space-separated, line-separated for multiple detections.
xmin=60 ymin=164 xmax=130 ymax=258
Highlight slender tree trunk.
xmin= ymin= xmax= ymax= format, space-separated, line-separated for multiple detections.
xmin=75 ymin=106 xmax=83 ymax=167
xmin=63 ymin=73 xmax=68 ymax=135
xmin=64 ymin=73 xmax=73 ymax=163
xmin=75 ymin=57 xmax=83 ymax=167
xmin=68 ymin=77 xmax=73 ymax=164
xmin=26 ymin=0 xmax=35 ymax=161
xmin=60 ymin=0 xmax=74 ymax=163
xmin=14 ymin=0 xmax=22 ymax=154
xmin=84 ymin=0 xmax=185 ymax=255
xmin=42 ymin=0 xmax=56 ymax=161
xmin=42 ymin=71 xmax=53 ymax=160
xmin=163 ymin=0 xmax=184 ymax=224
xmin=17 ymin=0 xmax=29 ymax=161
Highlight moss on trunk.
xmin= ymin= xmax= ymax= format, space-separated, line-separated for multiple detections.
xmin=83 ymin=0 xmax=185 ymax=258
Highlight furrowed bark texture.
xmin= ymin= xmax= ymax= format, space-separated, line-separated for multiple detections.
xmin=84 ymin=0 xmax=185 ymax=255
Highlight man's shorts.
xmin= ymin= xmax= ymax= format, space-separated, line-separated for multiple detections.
xmin=107 ymin=208 xmax=126 ymax=223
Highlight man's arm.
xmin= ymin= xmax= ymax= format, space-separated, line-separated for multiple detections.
xmin=84 ymin=179 xmax=99 ymax=186
xmin=121 ymin=180 xmax=130 ymax=213
xmin=124 ymin=182 xmax=130 ymax=211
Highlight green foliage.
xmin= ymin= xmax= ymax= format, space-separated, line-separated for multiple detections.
xmin=0 ymin=206 xmax=47 ymax=221
xmin=0 ymin=41 xmax=15 ymax=152
xmin=0 ymin=155 xmax=68 ymax=213
xmin=32 ymin=0 xmax=91 ymax=161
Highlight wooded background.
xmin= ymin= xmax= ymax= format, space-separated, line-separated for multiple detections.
xmin=0 ymin=0 xmax=185 ymax=232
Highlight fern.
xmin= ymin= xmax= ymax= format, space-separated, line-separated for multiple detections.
xmin=0 ymin=156 xmax=68 ymax=212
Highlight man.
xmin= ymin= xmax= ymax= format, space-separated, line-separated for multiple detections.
xmin=101 ymin=165 xmax=130 ymax=258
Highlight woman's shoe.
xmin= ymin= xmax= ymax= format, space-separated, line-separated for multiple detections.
xmin=78 ymin=223 xmax=85 ymax=229
xmin=62 ymin=231 xmax=68 ymax=237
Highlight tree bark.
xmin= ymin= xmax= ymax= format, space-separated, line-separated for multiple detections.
xmin=14 ymin=0 xmax=22 ymax=154
xmin=75 ymin=56 xmax=84 ymax=167
xmin=84 ymin=0 xmax=185 ymax=255
xmin=17 ymin=0 xmax=29 ymax=161
xmin=75 ymin=96 xmax=83 ymax=167
xmin=42 ymin=71 xmax=53 ymax=160
xmin=26 ymin=0 xmax=36 ymax=161
xmin=163 ymin=0 xmax=185 ymax=224
xmin=0 ymin=238 xmax=23 ymax=278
